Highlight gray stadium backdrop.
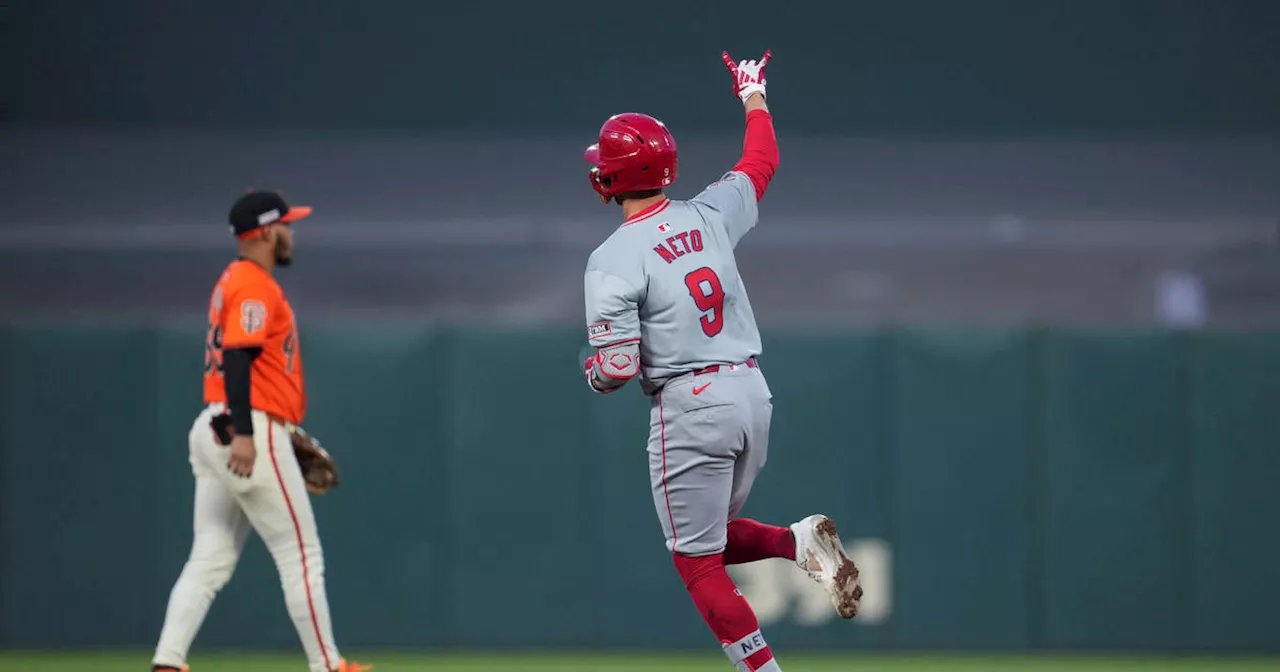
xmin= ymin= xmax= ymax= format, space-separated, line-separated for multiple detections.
xmin=5 ymin=0 xmax=1280 ymax=328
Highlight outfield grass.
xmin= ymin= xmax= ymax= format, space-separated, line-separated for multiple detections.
xmin=2 ymin=652 xmax=1279 ymax=672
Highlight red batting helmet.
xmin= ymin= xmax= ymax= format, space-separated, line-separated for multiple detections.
xmin=584 ymin=113 xmax=678 ymax=204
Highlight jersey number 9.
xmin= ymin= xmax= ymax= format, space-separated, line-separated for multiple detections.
xmin=685 ymin=266 xmax=726 ymax=337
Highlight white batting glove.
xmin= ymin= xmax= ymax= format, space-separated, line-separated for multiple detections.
xmin=722 ymin=50 xmax=771 ymax=103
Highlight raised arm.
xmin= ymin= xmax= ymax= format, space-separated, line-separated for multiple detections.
xmin=723 ymin=50 xmax=779 ymax=200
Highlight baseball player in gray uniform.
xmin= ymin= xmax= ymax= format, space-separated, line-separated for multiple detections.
xmin=580 ymin=51 xmax=863 ymax=671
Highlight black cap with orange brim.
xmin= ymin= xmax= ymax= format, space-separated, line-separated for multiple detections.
xmin=229 ymin=190 xmax=312 ymax=240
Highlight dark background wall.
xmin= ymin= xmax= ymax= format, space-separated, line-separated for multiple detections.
xmin=10 ymin=0 xmax=1280 ymax=135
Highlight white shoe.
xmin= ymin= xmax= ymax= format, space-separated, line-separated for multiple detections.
xmin=790 ymin=514 xmax=862 ymax=619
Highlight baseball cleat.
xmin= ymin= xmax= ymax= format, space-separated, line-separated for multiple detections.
xmin=790 ymin=514 xmax=862 ymax=619
xmin=337 ymin=659 xmax=373 ymax=672
xmin=152 ymin=666 xmax=187 ymax=672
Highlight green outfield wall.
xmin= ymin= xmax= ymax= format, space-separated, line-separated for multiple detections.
xmin=1 ymin=324 xmax=1277 ymax=653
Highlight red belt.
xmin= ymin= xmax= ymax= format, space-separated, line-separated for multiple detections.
xmin=694 ymin=358 xmax=758 ymax=376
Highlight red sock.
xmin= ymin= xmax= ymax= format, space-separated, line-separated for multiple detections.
xmin=724 ymin=519 xmax=796 ymax=565
xmin=673 ymin=553 xmax=777 ymax=671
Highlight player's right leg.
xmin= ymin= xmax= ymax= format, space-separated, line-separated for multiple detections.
xmin=720 ymin=377 xmax=797 ymax=567
xmin=726 ymin=369 xmax=862 ymax=620
xmin=152 ymin=409 xmax=253 ymax=671
xmin=649 ymin=372 xmax=781 ymax=672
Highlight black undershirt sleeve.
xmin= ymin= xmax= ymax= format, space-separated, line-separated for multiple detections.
xmin=222 ymin=347 xmax=261 ymax=435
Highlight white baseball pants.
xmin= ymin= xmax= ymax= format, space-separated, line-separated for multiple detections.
xmin=152 ymin=404 xmax=341 ymax=672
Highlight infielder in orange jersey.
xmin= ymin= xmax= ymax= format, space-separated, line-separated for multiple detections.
xmin=151 ymin=191 xmax=370 ymax=672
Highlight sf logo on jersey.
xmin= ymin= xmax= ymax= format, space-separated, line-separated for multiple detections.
xmin=240 ymin=300 xmax=268 ymax=336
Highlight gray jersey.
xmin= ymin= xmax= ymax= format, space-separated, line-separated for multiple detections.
xmin=584 ymin=170 xmax=762 ymax=393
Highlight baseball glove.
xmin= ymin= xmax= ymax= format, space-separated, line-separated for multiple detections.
xmin=289 ymin=424 xmax=340 ymax=495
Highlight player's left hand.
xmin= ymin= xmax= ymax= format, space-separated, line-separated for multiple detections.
xmin=722 ymin=49 xmax=771 ymax=103
xmin=290 ymin=425 xmax=340 ymax=495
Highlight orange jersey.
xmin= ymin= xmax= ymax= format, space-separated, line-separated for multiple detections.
xmin=203 ymin=260 xmax=306 ymax=424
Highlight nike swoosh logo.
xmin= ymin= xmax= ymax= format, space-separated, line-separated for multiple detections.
xmin=693 ymin=383 xmax=712 ymax=395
